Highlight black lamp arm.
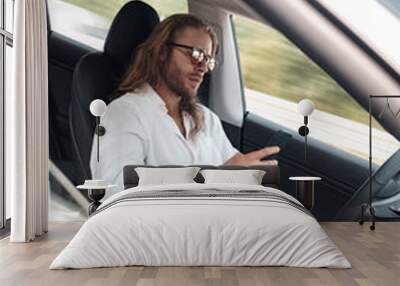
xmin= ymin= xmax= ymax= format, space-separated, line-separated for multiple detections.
xmin=94 ymin=116 xmax=106 ymax=163
xmin=298 ymin=116 xmax=310 ymax=163
xmin=95 ymin=117 xmax=106 ymax=136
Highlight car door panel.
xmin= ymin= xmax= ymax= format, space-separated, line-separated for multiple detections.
xmin=242 ymin=112 xmax=369 ymax=220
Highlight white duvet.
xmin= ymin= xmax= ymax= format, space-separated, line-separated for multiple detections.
xmin=50 ymin=183 xmax=351 ymax=269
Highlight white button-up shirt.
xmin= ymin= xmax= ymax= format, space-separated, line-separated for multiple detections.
xmin=90 ymin=84 xmax=238 ymax=196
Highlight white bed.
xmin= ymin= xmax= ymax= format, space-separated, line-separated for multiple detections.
xmin=50 ymin=183 xmax=351 ymax=269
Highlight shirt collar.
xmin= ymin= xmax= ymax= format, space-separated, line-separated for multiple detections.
xmin=141 ymin=83 xmax=195 ymax=139
xmin=142 ymin=83 xmax=168 ymax=113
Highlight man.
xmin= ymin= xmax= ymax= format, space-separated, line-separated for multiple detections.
xmin=90 ymin=14 xmax=279 ymax=196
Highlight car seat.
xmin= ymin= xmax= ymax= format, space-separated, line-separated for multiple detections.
xmin=69 ymin=1 xmax=160 ymax=184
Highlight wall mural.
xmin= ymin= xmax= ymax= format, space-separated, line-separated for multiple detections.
xmin=48 ymin=1 xmax=400 ymax=223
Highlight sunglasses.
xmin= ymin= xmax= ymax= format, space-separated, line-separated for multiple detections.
xmin=166 ymin=42 xmax=216 ymax=72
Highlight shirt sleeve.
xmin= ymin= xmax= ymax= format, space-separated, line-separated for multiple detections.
xmin=207 ymin=109 xmax=239 ymax=163
xmin=90 ymin=99 xmax=148 ymax=196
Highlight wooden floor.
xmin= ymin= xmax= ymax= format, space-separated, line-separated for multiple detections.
xmin=0 ymin=221 xmax=399 ymax=286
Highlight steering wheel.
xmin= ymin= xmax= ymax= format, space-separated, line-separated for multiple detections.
xmin=336 ymin=149 xmax=400 ymax=219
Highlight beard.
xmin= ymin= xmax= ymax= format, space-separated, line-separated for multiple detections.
xmin=159 ymin=60 xmax=204 ymax=138
xmin=163 ymin=64 xmax=197 ymax=100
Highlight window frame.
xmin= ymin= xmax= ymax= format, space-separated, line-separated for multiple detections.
xmin=0 ymin=0 xmax=13 ymax=231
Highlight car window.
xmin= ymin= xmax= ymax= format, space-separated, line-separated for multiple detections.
xmin=234 ymin=14 xmax=398 ymax=165
xmin=47 ymin=0 xmax=188 ymax=50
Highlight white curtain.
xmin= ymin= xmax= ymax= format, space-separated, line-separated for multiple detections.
xmin=7 ymin=0 xmax=48 ymax=242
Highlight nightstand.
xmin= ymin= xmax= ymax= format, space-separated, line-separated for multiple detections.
xmin=289 ymin=176 xmax=321 ymax=210
xmin=86 ymin=189 xmax=106 ymax=215
xmin=77 ymin=180 xmax=116 ymax=215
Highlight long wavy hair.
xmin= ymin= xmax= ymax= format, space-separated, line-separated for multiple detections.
xmin=113 ymin=14 xmax=218 ymax=139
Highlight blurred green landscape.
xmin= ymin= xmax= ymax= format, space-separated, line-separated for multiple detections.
xmin=63 ymin=0 xmax=382 ymax=129
xmin=234 ymin=15 xmax=383 ymax=130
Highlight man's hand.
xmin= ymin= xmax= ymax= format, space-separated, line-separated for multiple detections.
xmin=224 ymin=146 xmax=280 ymax=166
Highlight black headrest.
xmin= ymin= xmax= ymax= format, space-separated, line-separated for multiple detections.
xmin=104 ymin=1 xmax=159 ymax=69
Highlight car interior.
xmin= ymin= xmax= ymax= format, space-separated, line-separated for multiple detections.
xmin=47 ymin=0 xmax=400 ymax=222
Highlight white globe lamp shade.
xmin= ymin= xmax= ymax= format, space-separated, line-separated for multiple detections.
xmin=90 ymin=99 xmax=107 ymax=117
xmin=298 ymin=99 xmax=315 ymax=116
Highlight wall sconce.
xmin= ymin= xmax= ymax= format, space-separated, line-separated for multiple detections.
xmin=90 ymin=99 xmax=107 ymax=162
xmin=297 ymin=99 xmax=315 ymax=162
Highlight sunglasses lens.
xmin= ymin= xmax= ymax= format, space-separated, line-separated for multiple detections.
xmin=191 ymin=47 xmax=216 ymax=72
xmin=192 ymin=49 xmax=203 ymax=63
xmin=208 ymin=58 xmax=216 ymax=71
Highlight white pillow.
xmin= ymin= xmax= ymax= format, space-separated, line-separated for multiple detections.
xmin=200 ymin=169 xmax=266 ymax=185
xmin=135 ymin=167 xmax=200 ymax=186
